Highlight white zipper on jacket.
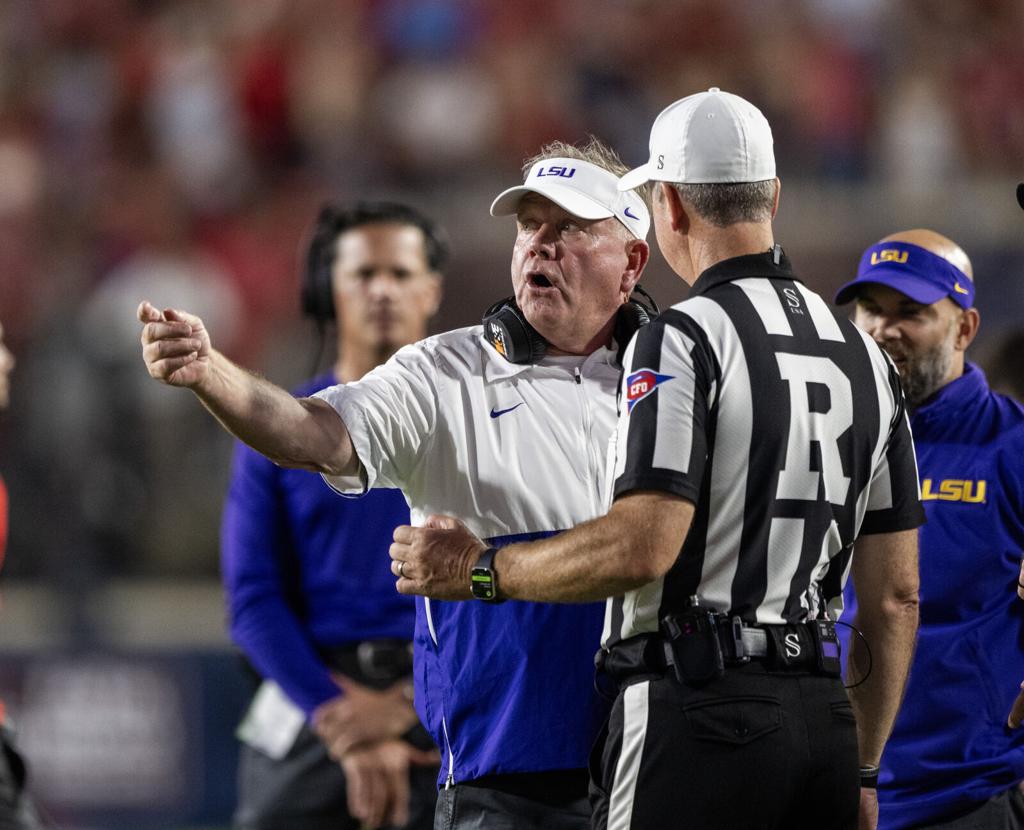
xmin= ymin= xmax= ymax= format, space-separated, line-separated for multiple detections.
xmin=574 ymin=365 xmax=602 ymax=510
xmin=441 ymin=715 xmax=455 ymax=788
xmin=424 ymin=598 xmax=438 ymax=645
xmin=423 ymin=598 xmax=452 ymax=783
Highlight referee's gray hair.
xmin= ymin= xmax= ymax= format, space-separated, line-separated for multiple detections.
xmin=523 ymin=136 xmax=653 ymax=214
xmin=668 ymin=180 xmax=776 ymax=227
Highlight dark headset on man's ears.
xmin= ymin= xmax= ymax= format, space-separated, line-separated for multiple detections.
xmin=301 ymin=205 xmax=343 ymax=322
xmin=481 ymin=285 xmax=660 ymax=366
xmin=298 ymin=201 xmax=450 ymax=376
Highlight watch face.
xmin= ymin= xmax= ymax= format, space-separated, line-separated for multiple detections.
xmin=471 ymin=567 xmax=496 ymax=600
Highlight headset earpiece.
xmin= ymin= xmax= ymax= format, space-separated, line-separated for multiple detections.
xmin=614 ymin=285 xmax=660 ymax=364
xmin=481 ymin=297 xmax=548 ymax=364
xmin=301 ymin=208 xmax=338 ymax=321
xmin=614 ymin=299 xmax=650 ymax=349
xmin=482 ymin=286 xmax=659 ymax=366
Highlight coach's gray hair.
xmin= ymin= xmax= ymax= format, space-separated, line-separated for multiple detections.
xmin=522 ymin=136 xmax=653 ymax=212
xmin=669 ymin=180 xmax=776 ymax=227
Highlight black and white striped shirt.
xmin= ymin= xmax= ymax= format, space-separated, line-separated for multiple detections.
xmin=603 ymin=248 xmax=924 ymax=646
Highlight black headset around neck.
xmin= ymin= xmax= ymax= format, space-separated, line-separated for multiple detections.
xmin=481 ymin=285 xmax=660 ymax=366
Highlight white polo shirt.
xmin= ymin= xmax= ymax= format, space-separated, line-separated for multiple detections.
xmin=315 ymin=326 xmax=619 ymax=539
xmin=313 ymin=325 xmax=622 ymax=784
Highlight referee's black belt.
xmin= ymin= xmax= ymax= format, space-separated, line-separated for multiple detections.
xmin=596 ymin=620 xmax=829 ymax=684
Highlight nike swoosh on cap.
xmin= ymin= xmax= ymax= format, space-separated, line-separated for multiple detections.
xmin=490 ymin=403 xmax=524 ymax=419
xmin=624 ymin=207 xmax=639 ymax=220
xmin=954 ymin=282 xmax=969 ymax=294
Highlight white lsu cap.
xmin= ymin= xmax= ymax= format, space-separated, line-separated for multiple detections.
xmin=491 ymin=157 xmax=650 ymax=239
xmin=618 ymin=88 xmax=775 ymax=191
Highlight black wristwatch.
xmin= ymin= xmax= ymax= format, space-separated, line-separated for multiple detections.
xmin=470 ymin=547 xmax=505 ymax=603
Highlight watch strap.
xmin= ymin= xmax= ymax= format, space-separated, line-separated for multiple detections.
xmin=471 ymin=547 xmax=504 ymax=603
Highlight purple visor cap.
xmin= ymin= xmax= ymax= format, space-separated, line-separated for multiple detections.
xmin=834 ymin=241 xmax=974 ymax=310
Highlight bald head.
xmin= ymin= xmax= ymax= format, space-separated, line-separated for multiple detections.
xmin=848 ymin=228 xmax=981 ymax=408
xmin=880 ymin=229 xmax=973 ymax=283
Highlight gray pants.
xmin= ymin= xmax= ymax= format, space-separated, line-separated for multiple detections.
xmin=916 ymin=785 xmax=1024 ymax=829
xmin=433 ymin=780 xmax=590 ymax=830
xmin=234 ymin=720 xmax=438 ymax=830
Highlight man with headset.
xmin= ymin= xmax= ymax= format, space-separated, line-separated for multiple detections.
xmin=224 ymin=202 xmax=444 ymax=830
xmin=392 ymin=90 xmax=923 ymax=829
xmin=138 ymin=137 xmax=652 ymax=828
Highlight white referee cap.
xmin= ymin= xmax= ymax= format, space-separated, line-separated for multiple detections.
xmin=491 ymin=157 xmax=650 ymax=240
xmin=618 ymin=88 xmax=776 ymax=191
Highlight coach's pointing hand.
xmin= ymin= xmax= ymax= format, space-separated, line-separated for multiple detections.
xmin=391 ymin=516 xmax=488 ymax=600
xmin=138 ymin=301 xmax=212 ymax=388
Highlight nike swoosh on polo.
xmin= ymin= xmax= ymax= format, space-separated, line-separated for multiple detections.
xmin=953 ymin=282 xmax=969 ymax=294
xmin=490 ymin=403 xmax=524 ymax=419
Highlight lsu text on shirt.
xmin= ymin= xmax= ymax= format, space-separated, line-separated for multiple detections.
xmin=843 ymin=363 xmax=1024 ymax=829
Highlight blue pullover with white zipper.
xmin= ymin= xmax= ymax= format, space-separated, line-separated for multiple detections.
xmin=315 ymin=328 xmax=621 ymax=787
xmin=843 ymin=363 xmax=1024 ymax=828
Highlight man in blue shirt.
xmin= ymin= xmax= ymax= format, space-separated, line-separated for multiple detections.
xmin=835 ymin=228 xmax=1024 ymax=829
xmin=222 ymin=203 xmax=445 ymax=830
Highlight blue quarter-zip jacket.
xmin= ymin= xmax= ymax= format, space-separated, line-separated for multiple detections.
xmin=843 ymin=363 xmax=1024 ymax=828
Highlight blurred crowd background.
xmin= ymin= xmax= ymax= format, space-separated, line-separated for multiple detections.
xmin=0 ymin=0 xmax=1023 ymax=825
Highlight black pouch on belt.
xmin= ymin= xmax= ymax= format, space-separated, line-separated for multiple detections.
xmin=660 ymin=606 xmax=724 ymax=686
xmin=809 ymin=619 xmax=842 ymax=677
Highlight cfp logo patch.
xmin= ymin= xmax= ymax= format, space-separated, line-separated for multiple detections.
xmin=870 ymin=249 xmax=909 ymax=266
xmin=626 ymin=368 xmax=674 ymax=413
xmin=921 ymin=478 xmax=986 ymax=503
xmin=784 ymin=632 xmax=802 ymax=659
xmin=535 ymin=165 xmax=576 ymax=179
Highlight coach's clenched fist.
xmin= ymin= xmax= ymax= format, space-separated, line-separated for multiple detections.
xmin=138 ymin=301 xmax=211 ymax=388
xmin=390 ymin=516 xmax=487 ymax=600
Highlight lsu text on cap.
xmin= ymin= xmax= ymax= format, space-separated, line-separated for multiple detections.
xmin=492 ymin=157 xmax=650 ymax=240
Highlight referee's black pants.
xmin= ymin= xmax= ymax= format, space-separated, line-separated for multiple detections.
xmin=589 ymin=662 xmax=859 ymax=830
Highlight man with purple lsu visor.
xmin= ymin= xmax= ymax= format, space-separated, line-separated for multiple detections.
xmin=836 ymin=229 xmax=1024 ymax=829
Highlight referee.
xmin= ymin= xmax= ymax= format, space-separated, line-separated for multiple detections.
xmin=392 ymin=89 xmax=923 ymax=830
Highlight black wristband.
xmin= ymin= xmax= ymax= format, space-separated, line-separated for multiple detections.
xmin=859 ymin=764 xmax=880 ymax=789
